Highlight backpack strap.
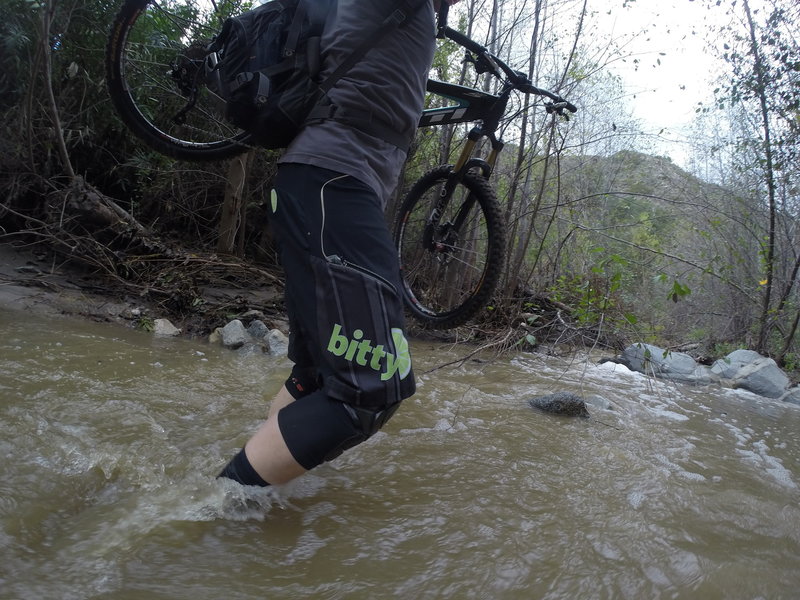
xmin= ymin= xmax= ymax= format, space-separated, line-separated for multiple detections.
xmin=318 ymin=0 xmax=424 ymax=95
xmin=283 ymin=0 xmax=307 ymax=56
xmin=306 ymin=0 xmax=430 ymax=150
xmin=314 ymin=105 xmax=412 ymax=149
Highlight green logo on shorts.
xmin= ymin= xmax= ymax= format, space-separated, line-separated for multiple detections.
xmin=326 ymin=324 xmax=411 ymax=381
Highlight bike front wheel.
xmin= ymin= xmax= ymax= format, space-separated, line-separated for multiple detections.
xmin=106 ymin=0 xmax=253 ymax=161
xmin=394 ymin=165 xmax=506 ymax=329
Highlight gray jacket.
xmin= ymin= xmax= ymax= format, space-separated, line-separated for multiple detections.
xmin=280 ymin=0 xmax=436 ymax=202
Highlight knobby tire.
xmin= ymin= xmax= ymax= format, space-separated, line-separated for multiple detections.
xmin=394 ymin=166 xmax=505 ymax=329
xmin=106 ymin=0 xmax=252 ymax=161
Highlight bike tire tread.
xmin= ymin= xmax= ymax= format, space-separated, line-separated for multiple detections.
xmin=105 ymin=0 xmax=252 ymax=161
xmin=395 ymin=165 xmax=505 ymax=329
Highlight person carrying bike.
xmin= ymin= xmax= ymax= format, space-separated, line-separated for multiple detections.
xmin=219 ymin=0 xmax=461 ymax=487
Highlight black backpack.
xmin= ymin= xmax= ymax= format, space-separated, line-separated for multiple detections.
xmin=212 ymin=0 xmax=422 ymax=150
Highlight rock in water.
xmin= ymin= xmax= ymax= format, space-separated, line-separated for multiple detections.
xmin=528 ymin=392 xmax=590 ymax=418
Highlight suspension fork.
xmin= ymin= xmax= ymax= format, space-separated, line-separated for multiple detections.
xmin=421 ymin=154 xmax=472 ymax=250
xmin=424 ymin=131 xmax=501 ymax=248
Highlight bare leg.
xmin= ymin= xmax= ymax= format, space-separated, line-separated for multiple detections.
xmin=238 ymin=385 xmax=304 ymax=484
xmin=267 ymin=384 xmax=295 ymax=419
xmin=219 ymin=384 xmax=306 ymax=486
xmin=243 ymin=412 xmax=306 ymax=485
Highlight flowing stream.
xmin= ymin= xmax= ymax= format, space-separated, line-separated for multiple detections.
xmin=1 ymin=309 xmax=798 ymax=599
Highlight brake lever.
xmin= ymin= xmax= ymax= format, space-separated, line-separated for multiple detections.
xmin=473 ymin=53 xmax=496 ymax=75
xmin=545 ymin=102 xmax=571 ymax=121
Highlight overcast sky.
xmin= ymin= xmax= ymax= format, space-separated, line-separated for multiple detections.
xmin=592 ymin=0 xmax=730 ymax=161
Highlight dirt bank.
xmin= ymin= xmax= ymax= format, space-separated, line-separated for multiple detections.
xmin=0 ymin=242 xmax=288 ymax=336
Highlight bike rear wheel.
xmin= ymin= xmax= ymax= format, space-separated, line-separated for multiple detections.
xmin=394 ymin=165 xmax=505 ymax=329
xmin=106 ymin=0 xmax=252 ymax=161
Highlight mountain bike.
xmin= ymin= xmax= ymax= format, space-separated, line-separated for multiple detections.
xmin=393 ymin=5 xmax=576 ymax=328
xmin=105 ymin=0 xmax=576 ymax=327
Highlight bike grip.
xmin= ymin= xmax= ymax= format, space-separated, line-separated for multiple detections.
xmin=518 ymin=82 xmax=540 ymax=95
xmin=436 ymin=2 xmax=449 ymax=36
xmin=565 ymin=101 xmax=578 ymax=113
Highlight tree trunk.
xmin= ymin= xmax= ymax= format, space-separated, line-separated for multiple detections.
xmin=41 ymin=0 xmax=75 ymax=180
xmin=742 ymin=0 xmax=778 ymax=353
xmin=502 ymin=0 xmax=544 ymax=294
xmin=776 ymin=300 xmax=800 ymax=366
xmin=217 ymin=150 xmax=254 ymax=256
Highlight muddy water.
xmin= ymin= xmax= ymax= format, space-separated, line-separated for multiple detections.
xmin=1 ymin=309 xmax=798 ymax=599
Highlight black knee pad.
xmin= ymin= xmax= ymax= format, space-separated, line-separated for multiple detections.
xmin=277 ymin=392 xmax=401 ymax=470
xmin=342 ymin=402 xmax=401 ymax=437
xmin=319 ymin=403 xmax=402 ymax=464
xmin=324 ymin=402 xmax=400 ymax=462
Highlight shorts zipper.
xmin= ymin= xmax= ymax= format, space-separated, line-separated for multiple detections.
xmin=325 ymin=254 xmax=397 ymax=294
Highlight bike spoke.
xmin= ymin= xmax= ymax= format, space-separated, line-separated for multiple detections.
xmin=108 ymin=0 xmax=252 ymax=156
xmin=400 ymin=185 xmax=492 ymax=315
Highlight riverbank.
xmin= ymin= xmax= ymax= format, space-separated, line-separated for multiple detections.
xmin=0 ymin=241 xmax=288 ymax=336
xmin=0 ymin=240 xmax=463 ymax=346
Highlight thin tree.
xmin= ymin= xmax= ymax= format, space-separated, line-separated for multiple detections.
xmin=740 ymin=0 xmax=778 ymax=353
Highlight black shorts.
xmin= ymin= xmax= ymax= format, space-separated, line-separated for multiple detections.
xmin=271 ymin=162 xmax=415 ymax=407
xmin=270 ymin=163 xmax=414 ymax=469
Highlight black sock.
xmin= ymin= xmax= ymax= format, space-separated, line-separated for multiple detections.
xmin=218 ymin=448 xmax=270 ymax=487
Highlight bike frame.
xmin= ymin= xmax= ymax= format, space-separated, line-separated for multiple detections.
xmin=414 ymin=25 xmax=519 ymax=255
xmin=420 ymin=78 xmax=509 ymax=180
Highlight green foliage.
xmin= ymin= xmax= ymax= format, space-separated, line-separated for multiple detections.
xmin=549 ymin=249 xmax=637 ymax=329
xmin=3 ymin=0 xmax=798 ymax=362
xmin=654 ymin=273 xmax=691 ymax=303
xmin=0 ymin=0 xmax=36 ymax=109
xmin=711 ymin=341 xmax=742 ymax=359
xmin=430 ymin=36 xmax=462 ymax=82
xmin=780 ymin=352 xmax=799 ymax=373
xmin=0 ymin=0 xmax=280 ymax=259
xmin=514 ymin=332 xmax=537 ymax=350
xmin=709 ymin=0 xmax=800 ymax=353
xmin=136 ymin=315 xmax=155 ymax=332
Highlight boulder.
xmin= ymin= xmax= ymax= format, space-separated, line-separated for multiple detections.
xmin=246 ymin=319 xmax=269 ymax=340
xmin=220 ymin=319 xmax=250 ymax=349
xmin=153 ymin=318 xmax=181 ymax=336
xmin=710 ymin=349 xmax=763 ymax=379
xmin=620 ymin=343 xmax=714 ymax=385
xmin=618 ymin=344 xmax=794 ymax=402
xmin=266 ymin=329 xmax=289 ymax=356
xmin=731 ymin=356 xmax=790 ymax=399
xmin=779 ymin=387 xmax=800 ymax=406
xmin=710 ymin=350 xmax=790 ymax=399
xmin=528 ymin=392 xmax=590 ymax=418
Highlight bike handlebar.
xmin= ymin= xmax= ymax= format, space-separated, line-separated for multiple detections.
xmin=518 ymin=82 xmax=578 ymax=113
xmin=436 ymin=4 xmax=577 ymax=115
